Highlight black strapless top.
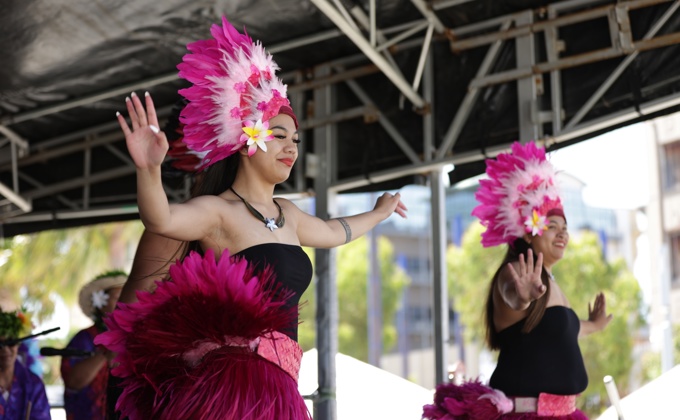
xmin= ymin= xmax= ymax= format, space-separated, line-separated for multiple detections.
xmin=489 ymin=306 xmax=588 ymax=397
xmin=232 ymin=243 xmax=313 ymax=341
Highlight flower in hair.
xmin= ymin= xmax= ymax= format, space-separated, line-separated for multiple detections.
xmin=472 ymin=141 xmax=564 ymax=247
xmin=240 ymin=119 xmax=273 ymax=156
xmin=524 ymin=209 xmax=548 ymax=236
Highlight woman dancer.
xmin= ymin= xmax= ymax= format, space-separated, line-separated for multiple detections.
xmin=422 ymin=141 xmax=611 ymax=420
xmin=96 ymin=16 xmax=406 ymax=420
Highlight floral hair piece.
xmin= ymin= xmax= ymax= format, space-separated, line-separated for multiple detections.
xmin=177 ymin=16 xmax=295 ymax=170
xmin=0 ymin=308 xmax=33 ymax=340
xmin=471 ymin=141 xmax=565 ymax=247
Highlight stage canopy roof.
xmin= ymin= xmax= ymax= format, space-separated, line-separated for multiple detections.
xmin=2 ymin=0 xmax=680 ymax=236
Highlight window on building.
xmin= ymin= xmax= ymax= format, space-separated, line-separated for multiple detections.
xmin=401 ymin=256 xmax=430 ymax=279
xmin=662 ymin=142 xmax=680 ymax=192
xmin=671 ymin=233 xmax=680 ymax=286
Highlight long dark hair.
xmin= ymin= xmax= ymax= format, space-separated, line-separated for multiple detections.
xmin=484 ymin=237 xmax=552 ymax=350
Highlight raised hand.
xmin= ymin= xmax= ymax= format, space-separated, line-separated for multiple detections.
xmin=506 ymin=248 xmax=546 ymax=307
xmin=117 ymin=91 xmax=168 ymax=170
xmin=373 ymin=192 xmax=408 ymax=219
xmin=587 ymin=292 xmax=613 ymax=331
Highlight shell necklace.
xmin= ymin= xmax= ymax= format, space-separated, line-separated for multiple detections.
xmin=230 ymin=187 xmax=285 ymax=232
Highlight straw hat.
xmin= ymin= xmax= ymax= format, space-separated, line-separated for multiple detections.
xmin=78 ymin=270 xmax=127 ymax=320
xmin=0 ymin=288 xmax=19 ymax=312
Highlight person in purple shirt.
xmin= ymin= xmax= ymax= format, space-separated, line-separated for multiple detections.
xmin=61 ymin=271 xmax=125 ymax=420
xmin=0 ymin=298 xmax=50 ymax=420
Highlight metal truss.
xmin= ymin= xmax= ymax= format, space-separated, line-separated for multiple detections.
xmin=2 ymin=0 xmax=679 ymax=219
xmin=1 ymin=0 xmax=680 ymax=416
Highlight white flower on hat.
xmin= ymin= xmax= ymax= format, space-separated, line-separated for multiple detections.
xmin=91 ymin=289 xmax=110 ymax=310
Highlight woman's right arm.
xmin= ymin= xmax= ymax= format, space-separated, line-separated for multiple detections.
xmin=119 ymin=229 xmax=183 ymax=304
xmin=118 ymin=92 xmax=221 ymax=241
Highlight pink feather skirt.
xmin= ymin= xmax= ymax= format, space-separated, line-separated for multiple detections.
xmin=423 ymin=381 xmax=588 ymax=420
xmin=95 ymin=249 xmax=311 ymax=420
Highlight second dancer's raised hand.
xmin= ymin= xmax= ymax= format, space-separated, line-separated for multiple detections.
xmin=117 ymin=91 xmax=168 ymax=170
xmin=506 ymin=248 xmax=547 ymax=307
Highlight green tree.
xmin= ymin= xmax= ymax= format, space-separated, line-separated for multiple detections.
xmin=556 ymin=233 xmax=643 ymax=415
xmin=0 ymin=221 xmax=144 ymax=321
xmin=446 ymin=223 xmax=505 ymax=344
xmin=297 ymin=235 xmax=410 ymax=362
xmin=641 ymin=323 xmax=680 ymax=383
xmin=447 ymin=222 xmax=643 ymax=417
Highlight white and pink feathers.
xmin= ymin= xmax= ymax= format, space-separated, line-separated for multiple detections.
xmin=177 ymin=16 xmax=290 ymax=170
xmin=472 ymin=141 xmax=563 ymax=247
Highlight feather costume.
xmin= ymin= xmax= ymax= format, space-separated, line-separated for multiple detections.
xmin=95 ymin=250 xmax=311 ymax=420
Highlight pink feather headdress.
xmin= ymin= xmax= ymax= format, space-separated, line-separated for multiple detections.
xmin=176 ymin=16 xmax=295 ymax=170
xmin=471 ymin=141 xmax=565 ymax=247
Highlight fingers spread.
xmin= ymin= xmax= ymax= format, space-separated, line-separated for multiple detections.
xmin=518 ymin=253 xmax=526 ymax=274
xmin=145 ymin=91 xmax=159 ymax=127
xmin=534 ymin=252 xmax=543 ymax=276
xmin=116 ymin=112 xmax=131 ymax=137
xmin=506 ymin=263 xmax=520 ymax=282
xmin=131 ymin=92 xmax=148 ymax=127
xmin=526 ymin=248 xmax=534 ymax=269
xmin=125 ymin=97 xmax=139 ymax=130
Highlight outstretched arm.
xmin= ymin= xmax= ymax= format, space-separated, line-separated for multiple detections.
xmin=118 ymin=92 xmax=220 ymax=241
xmin=296 ymin=192 xmax=407 ymax=248
xmin=579 ymin=292 xmax=612 ymax=337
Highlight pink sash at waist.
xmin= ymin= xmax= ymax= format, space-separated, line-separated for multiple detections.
xmin=182 ymin=330 xmax=303 ymax=382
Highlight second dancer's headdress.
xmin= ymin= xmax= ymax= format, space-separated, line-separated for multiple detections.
xmin=471 ymin=141 xmax=565 ymax=247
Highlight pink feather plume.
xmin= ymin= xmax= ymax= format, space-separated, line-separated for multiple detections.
xmin=471 ymin=141 xmax=564 ymax=247
xmin=176 ymin=16 xmax=291 ymax=170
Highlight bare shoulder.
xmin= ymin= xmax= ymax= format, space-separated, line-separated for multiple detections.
xmin=273 ymin=196 xmax=296 ymax=207
xmin=274 ymin=197 xmax=305 ymax=217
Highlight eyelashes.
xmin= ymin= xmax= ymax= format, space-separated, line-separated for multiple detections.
xmin=274 ymin=134 xmax=301 ymax=144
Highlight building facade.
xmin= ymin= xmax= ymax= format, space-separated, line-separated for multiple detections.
xmin=645 ymin=114 xmax=680 ymax=371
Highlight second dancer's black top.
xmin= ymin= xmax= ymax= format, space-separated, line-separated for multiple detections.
xmin=234 ymin=243 xmax=313 ymax=342
xmin=489 ymin=306 xmax=588 ymax=397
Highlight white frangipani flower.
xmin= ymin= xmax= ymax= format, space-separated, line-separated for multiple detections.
xmin=265 ymin=218 xmax=278 ymax=232
xmin=91 ymin=289 xmax=110 ymax=309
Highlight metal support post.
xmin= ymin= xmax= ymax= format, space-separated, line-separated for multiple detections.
xmin=313 ymin=65 xmax=338 ymax=420
xmin=515 ymin=11 xmax=542 ymax=142
xmin=430 ymin=167 xmax=449 ymax=386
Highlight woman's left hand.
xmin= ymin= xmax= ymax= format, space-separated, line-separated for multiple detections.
xmin=587 ymin=292 xmax=613 ymax=332
xmin=373 ymin=192 xmax=408 ymax=220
